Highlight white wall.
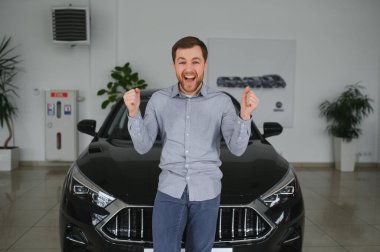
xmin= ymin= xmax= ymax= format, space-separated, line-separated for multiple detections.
xmin=0 ymin=0 xmax=379 ymax=163
xmin=0 ymin=0 xmax=92 ymax=161
xmin=378 ymin=20 xmax=380 ymax=165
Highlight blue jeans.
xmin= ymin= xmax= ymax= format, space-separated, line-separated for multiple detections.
xmin=152 ymin=187 xmax=220 ymax=252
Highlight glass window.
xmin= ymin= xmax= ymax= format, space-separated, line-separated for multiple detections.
xmin=105 ymin=100 xmax=149 ymax=140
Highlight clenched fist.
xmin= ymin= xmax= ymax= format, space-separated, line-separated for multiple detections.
xmin=123 ymin=88 xmax=140 ymax=117
xmin=240 ymin=86 xmax=259 ymax=120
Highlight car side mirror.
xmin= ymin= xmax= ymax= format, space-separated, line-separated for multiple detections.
xmin=263 ymin=122 xmax=283 ymax=138
xmin=77 ymin=119 xmax=97 ymax=136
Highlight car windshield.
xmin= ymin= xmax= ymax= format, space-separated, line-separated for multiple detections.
xmin=104 ymin=99 xmax=149 ymax=140
xmin=103 ymin=95 xmax=261 ymax=141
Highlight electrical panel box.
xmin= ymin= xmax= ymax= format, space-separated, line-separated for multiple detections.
xmin=45 ymin=90 xmax=78 ymax=161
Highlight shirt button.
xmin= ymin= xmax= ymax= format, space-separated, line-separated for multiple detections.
xmin=185 ymin=164 xmax=189 ymax=168
xmin=185 ymin=150 xmax=189 ymax=154
xmin=186 ymin=133 xmax=189 ymax=136
xmin=186 ymin=115 xmax=190 ymax=119
xmin=186 ymin=176 xmax=190 ymax=180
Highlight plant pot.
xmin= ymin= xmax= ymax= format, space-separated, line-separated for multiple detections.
xmin=333 ymin=137 xmax=357 ymax=172
xmin=0 ymin=147 xmax=19 ymax=171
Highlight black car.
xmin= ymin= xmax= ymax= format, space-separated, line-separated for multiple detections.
xmin=59 ymin=90 xmax=304 ymax=252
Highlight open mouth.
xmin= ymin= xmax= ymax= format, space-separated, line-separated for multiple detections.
xmin=184 ymin=74 xmax=196 ymax=83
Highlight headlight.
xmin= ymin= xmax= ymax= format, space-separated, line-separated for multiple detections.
xmin=68 ymin=163 xmax=116 ymax=225
xmin=260 ymin=167 xmax=297 ymax=208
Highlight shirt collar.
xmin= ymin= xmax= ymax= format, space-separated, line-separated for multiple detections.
xmin=171 ymin=82 xmax=208 ymax=98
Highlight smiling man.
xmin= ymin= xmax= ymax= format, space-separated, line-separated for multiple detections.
xmin=174 ymin=42 xmax=205 ymax=96
xmin=123 ymin=36 xmax=259 ymax=252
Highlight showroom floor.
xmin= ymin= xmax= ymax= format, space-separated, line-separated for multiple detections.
xmin=0 ymin=165 xmax=379 ymax=252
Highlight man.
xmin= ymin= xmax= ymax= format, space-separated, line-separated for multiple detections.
xmin=123 ymin=36 xmax=259 ymax=252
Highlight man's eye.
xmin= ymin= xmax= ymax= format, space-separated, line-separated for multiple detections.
xmin=178 ymin=62 xmax=185 ymax=65
xmin=193 ymin=61 xmax=199 ymax=65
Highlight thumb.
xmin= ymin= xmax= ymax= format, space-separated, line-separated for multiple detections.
xmin=243 ymin=86 xmax=250 ymax=95
xmin=242 ymin=86 xmax=250 ymax=100
xmin=134 ymin=88 xmax=140 ymax=94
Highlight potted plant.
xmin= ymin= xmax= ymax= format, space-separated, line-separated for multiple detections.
xmin=319 ymin=83 xmax=374 ymax=171
xmin=97 ymin=62 xmax=148 ymax=109
xmin=0 ymin=36 xmax=21 ymax=171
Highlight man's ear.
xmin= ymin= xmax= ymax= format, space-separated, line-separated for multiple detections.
xmin=204 ymin=60 xmax=208 ymax=70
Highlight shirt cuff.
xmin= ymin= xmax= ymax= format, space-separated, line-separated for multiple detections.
xmin=128 ymin=110 xmax=142 ymax=133
xmin=236 ymin=116 xmax=251 ymax=137
xmin=237 ymin=116 xmax=251 ymax=127
xmin=239 ymin=112 xmax=252 ymax=121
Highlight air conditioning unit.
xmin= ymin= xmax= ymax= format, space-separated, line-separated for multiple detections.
xmin=52 ymin=7 xmax=90 ymax=44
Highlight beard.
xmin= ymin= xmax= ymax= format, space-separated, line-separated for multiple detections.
xmin=177 ymin=71 xmax=204 ymax=95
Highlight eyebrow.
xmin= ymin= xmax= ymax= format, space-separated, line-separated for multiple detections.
xmin=176 ymin=57 xmax=202 ymax=61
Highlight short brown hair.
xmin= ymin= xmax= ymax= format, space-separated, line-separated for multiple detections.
xmin=172 ymin=36 xmax=208 ymax=62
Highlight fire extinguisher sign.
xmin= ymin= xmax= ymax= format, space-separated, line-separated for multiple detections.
xmin=51 ymin=91 xmax=68 ymax=98
xmin=64 ymin=105 xmax=72 ymax=115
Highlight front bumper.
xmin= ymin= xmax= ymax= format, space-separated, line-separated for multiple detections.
xmin=59 ymin=186 xmax=304 ymax=252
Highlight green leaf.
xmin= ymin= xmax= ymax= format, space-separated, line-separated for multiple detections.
xmin=97 ymin=89 xmax=107 ymax=96
xmin=110 ymin=85 xmax=118 ymax=93
xmin=109 ymin=94 xmax=117 ymax=102
xmin=137 ymin=79 xmax=146 ymax=85
xmin=107 ymin=82 xmax=113 ymax=89
xmin=119 ymin=79 xmax=129 ymax=88
xmin=130 ymin=73 xmax=138 ymax=82
xmin=111 ymin=72 xmax=122 ymax=81
xmin=101 ymin=100 xmax=110 ymax=109
xmin=136 ymin=83 xmax=148 ymax=90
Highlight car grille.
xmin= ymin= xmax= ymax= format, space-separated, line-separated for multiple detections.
xmin=103 ymin=207 xmax=154 ymax=242
xmin=216 ymin=207 xmax=271 ymax=241
xmin=102 ymin=206 xmax=271 ymax=243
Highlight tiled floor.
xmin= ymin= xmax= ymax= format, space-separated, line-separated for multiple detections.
xmin=0 ymin=165 xmax=379 ymax=252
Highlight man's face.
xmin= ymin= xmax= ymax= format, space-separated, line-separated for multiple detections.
xmin=173 ymin=45 xmax=207 ymax=94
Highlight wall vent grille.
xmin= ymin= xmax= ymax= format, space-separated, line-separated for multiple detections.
xmin=52 ymin=7 xmax=90 ymax=44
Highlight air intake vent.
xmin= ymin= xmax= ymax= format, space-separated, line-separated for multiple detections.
xmin=101 ymin=206 xmax=272 ymax=243
xmin=52 ymin=7 xmax=90 ymax=44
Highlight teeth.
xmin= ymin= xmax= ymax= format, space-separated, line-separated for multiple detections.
xmin=185 ymin=76 xmax=195 ymax=81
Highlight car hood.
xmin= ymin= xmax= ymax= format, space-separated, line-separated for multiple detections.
xmin=77 ymin=139 xmax=288 ymax=206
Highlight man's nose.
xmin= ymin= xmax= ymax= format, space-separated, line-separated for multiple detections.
xmin=185 ymin=63 xmax=194 ymax=71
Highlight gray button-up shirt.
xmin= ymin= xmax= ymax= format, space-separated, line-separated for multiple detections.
xmin=128 ymin=84 xmax=251 ymax=201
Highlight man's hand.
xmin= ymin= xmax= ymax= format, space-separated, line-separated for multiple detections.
xmin=240 ymin=86 xmax=259 ymax=120
xmin=123 ymin=88 xmax=140 ymax=117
